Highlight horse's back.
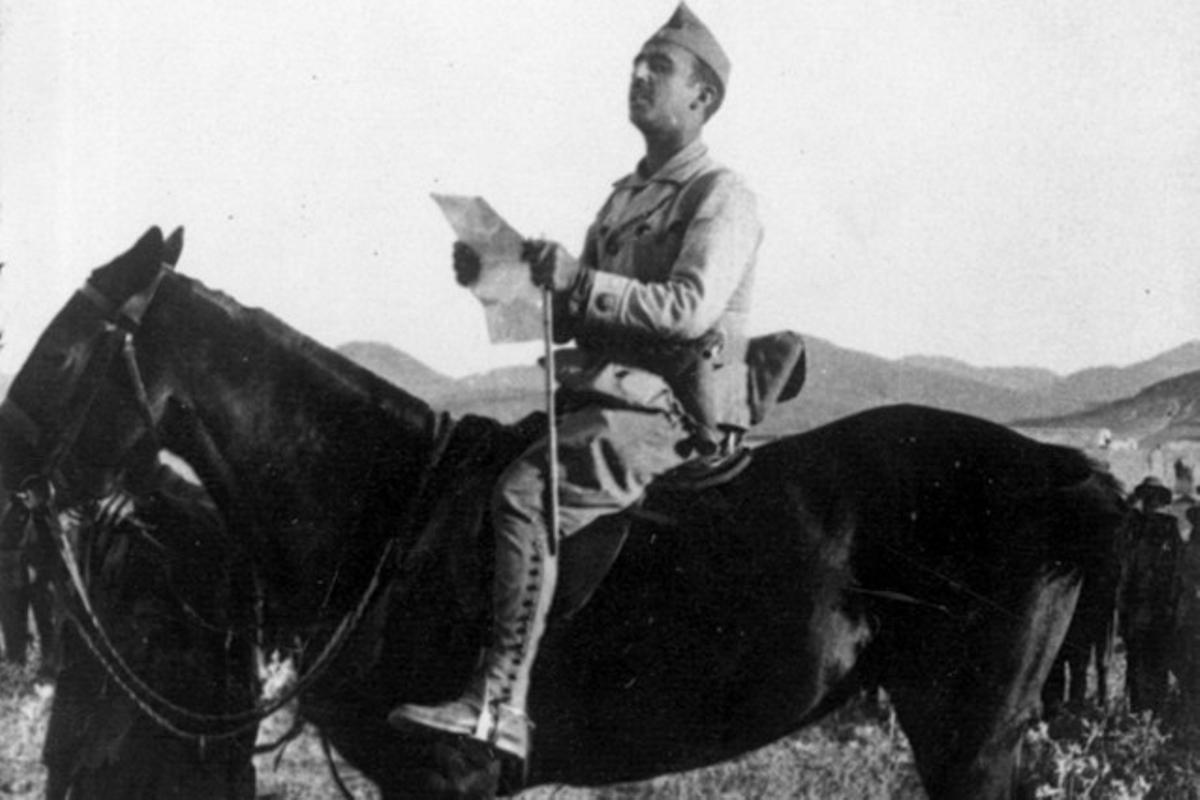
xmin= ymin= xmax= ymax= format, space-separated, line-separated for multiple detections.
xmin=758 ymin=403 xmax=1095 ymax=492
xmin=531 ymin=404 xmax=1124 ymax=793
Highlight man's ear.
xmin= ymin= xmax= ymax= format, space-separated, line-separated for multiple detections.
xmin=694 ymin=83 xmax=717 ymax=116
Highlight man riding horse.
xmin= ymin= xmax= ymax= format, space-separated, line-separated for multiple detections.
xmin=0 ymin=224 xmax=1125 ymax=799
xmin=390 ymin=3 xmax=764 ymax=762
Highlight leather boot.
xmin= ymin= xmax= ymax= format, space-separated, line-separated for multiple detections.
xmin=389 ymin=525 xmax=558 ymax=761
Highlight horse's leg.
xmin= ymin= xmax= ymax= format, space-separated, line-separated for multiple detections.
xmin=29 ymin=574 xmax=56 ymax=675
xmin=886 ymin=572 xmax=1081 ymax=800
xmin=1040 ymin=654 xmax=1066 ymax=718
xmin=0 ymin=579 xmax=30 ymax=665
xmin=1096 ymin=627 xmax=1110 ymax=711
xmin=1066 ymin=647 xmax=1089 ymax=709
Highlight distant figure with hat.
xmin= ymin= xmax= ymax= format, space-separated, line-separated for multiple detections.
xmin=1167 ymin=458 xmax=1197 ymax=541
xmin=1119 ymin=476 xmax=1183 ymax=715
xmin=389 ymin=4 xmax=763 ymax=762
xmin=1172 ymin=504 xmax=1200 ymax=726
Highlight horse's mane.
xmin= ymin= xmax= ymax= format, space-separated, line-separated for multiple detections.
xmin=166 ymin=271 xmax=441 ymax=432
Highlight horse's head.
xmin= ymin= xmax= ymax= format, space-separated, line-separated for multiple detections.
xmin=0 ymin=226 xmax=184 ymax=507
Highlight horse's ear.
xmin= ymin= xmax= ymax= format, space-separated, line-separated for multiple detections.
xmin=132 ymin=226 xmax=165 ymax=258
xmin=88 ymin=226 xmax=167 ymax=304
xmin=162 ymin=226 xmax=185 ymax=269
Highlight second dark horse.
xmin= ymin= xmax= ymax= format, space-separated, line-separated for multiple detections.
xmin=0 ymin=228 xmax=1126 ymax=799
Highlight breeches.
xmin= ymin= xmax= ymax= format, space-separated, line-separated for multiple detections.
xmin=494 ymin=403 xmax=690 ymax=543
xmin=489 ymin=404 xmax=689 ymax=632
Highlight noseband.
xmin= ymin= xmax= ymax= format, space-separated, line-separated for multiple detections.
xmin=0 ymin=265 xmax=169 ymax=513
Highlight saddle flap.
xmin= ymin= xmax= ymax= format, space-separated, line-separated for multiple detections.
xmin=552 ymin=515 xmax=630 ymax=621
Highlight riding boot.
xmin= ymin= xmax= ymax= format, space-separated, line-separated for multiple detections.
xmin=388 ymin=516 xmax=558 ymax=761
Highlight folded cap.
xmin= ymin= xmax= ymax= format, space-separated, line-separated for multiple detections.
xmin=646 ymin=2 xmax=730 ymax=96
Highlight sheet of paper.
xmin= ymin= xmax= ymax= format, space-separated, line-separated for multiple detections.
xmin=431 ymin=194 xmax=542 ymax=343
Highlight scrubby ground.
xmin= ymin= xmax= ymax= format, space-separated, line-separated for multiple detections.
xmin=0 ymin=660 xmax=50 ymax=797
xmin=248 ymin=701 xmax=923 ymax=800
xmin=3 ymin=647 xmax=1199 ymax=799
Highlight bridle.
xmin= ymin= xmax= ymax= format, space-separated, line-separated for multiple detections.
xmin=0 ymin=267 xmax=460 ymax=752
xmin=0 ymin=265 xmax=169 ymax=515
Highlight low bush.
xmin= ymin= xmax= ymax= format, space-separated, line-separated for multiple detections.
xmin=1023 ymin=707 xmax=1200 ymax=799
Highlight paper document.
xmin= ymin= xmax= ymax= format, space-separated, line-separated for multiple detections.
xmin=431 ymin=193 xmax=542 ymax=344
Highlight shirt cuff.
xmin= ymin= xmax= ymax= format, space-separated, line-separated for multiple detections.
xmin=579 ymin=269 xmax=631 ymax=328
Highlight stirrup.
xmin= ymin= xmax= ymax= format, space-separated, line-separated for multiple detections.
xmin=388 ymin=697 xmax=484 ymax=740
xmin=388 ymin=698 xmax=532 ymax=761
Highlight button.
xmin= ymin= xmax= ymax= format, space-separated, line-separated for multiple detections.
xmin=596 ymin=294 xmax=616 ymax=312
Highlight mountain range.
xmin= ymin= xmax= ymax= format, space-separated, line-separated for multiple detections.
xmin=1014 ymin=369 xmax=1200 ymax=448
xmin=903 ymin=341 xmax=1200 ymax=414
xmin=337 ymin=337 xmax=1200 ymax=447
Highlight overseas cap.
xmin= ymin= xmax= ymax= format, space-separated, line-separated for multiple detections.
xmin=646 ymin=3 xmax=730 ymax=97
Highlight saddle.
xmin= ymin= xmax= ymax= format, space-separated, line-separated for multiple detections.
xmin=403 ymin=332 xmax=805 ymax=622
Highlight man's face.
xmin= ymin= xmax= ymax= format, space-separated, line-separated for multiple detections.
xmin=628 ymin=40 xmax=705 ymax=135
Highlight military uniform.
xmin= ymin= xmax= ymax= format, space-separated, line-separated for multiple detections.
xmin=391 ymin=3 xmax=762 ymax=760
xmin=466 ymin=133 xmax=761 ymax=761
xmin=1120 ymin=507 xmax=1182 ymax=715
xmin=1173 ymin=508 xmax=1200 ymax=724
xmin=560 ymin=138 xmax=760 ymax=441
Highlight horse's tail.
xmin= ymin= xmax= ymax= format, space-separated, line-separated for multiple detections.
xmin=1032 ymin=451 xmax=1127 ymax=709
xmin=1040 ymin=448 xmax=1126 ymax=569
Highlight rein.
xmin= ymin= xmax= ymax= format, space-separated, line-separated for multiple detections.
xmin=29 ymin=410 xmax=458 ymax=744
xmin=4 ymin=271 xmax=460 ymax=744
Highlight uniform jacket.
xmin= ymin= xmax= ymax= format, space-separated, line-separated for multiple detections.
xmin=559 ymin=139 xmax=762 ymax=439
xmin=1120 ymin=510 xmax=1182 ymax=636
xmin=1175 ymin=540 xmax=1200 ymax=633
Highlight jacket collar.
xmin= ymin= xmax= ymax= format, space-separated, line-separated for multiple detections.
xmin=613 ymin=139 xmax=711 ymax=191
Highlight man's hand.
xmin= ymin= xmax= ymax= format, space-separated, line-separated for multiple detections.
xmin=452 ymin=241 xmax=482 ymax=287
xmin=523 ymin=239 xmax=582 ymax=292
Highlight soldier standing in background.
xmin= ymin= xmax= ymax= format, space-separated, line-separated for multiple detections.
xmin=1173 ymin=505 xmax=1200 ymax=727
xmin=1120 ymin=477 xmax=1183 ymax=716
xmin=1168 ymin=459 xmax=1197 ymax=541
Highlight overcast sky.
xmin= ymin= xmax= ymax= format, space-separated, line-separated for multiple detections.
xmin=1 ymin=0 xmax=1197 ymax=378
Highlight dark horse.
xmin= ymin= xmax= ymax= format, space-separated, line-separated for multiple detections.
xmin=0 ymin=228 xmax=1126 ymax=799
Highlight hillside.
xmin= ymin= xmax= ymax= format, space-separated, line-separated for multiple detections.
xmin=1016 ymin=368 xmax=1200 ymax=448
xmin=1032 ymin=341 xmax=1200 ymax=412
xmin=337 ymin=341 xmax=457 ymax=402
xmin=337 ymin=343 xmax=543 ymax=422
xmin=902 ymin=340 xmax=1200 ymax=414
xmin=899 ymin=355 xmax=1060 ymax=394
xmin=757 ymin=336 xmax=1065 ymax=436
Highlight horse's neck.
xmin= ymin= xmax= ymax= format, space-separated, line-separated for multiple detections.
xmin=148 ymin=280 xmax=441 ymax=594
